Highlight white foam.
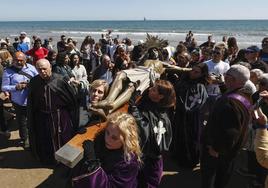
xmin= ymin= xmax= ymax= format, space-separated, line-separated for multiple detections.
xmin=50 ymin=30 xmax=211 ymax=37
xmin=2 ymin=29 xmax=264 ymax=49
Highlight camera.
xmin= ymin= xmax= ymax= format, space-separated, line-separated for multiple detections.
xmin=252 ymin=92 xmax=264 ymax=109
xmin=211 ymin=73 xmax=221 ymax=79
xmin=253 ymin=96 xmax=264 ymax=109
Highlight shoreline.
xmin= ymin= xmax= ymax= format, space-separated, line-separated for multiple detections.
xmin=1 ymin=19 xmax=267 ymax=49
xmin=1 ymin=19 xmax=268 ymax=22
xmin=1 ymin=31 xmax=263 ymax=49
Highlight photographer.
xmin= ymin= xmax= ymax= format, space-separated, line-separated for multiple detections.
xmin=254 ymin=90 xmax=268 ymax=188
xmin=1 ymin=52 xmax=38 ymax=148
xmin=205 ymin=46 xmax=230 ymax=98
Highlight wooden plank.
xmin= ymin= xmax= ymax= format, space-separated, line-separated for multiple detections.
xmin=55 ymin=123 xmax=106 ymax=168
xmin=68 ymin=122 xmax=106 ymax=149
xmin=55 ymin=103 xmax=129 ymax=168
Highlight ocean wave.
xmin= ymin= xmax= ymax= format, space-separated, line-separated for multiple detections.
xmin=50 ymin=30 xmax=212 ymax=37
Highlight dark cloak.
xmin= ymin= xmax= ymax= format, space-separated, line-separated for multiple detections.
xmin=129 ymin=93 xmax=172 ymax=187
xmin=202 ymin=90 xmax=250 ymax=157
xmin=27 ymin=73 xmax=79 ymax=164
xmin=171 ymin=79 xmax=208 ymax=167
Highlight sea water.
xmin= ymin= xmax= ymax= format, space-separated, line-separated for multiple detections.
xmin=1 ymin=20 xmax=268 ymax=48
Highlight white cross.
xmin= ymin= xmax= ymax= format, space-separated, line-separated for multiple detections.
xmin=185 ymin=93 xmax=202 ymax=111
xmin=153 ymin=120 xmax=166 ymax=146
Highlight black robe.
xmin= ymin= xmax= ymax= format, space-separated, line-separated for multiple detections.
xmin=129 ymin=94 xmax=172 ymax=187
xmin=202 ymin=90 xmax=250 ymax=157
xmin=171 ymin=79 xmax=208 ymax=167
xmin=129 ymin=94 xmax=173 ymax=158
xmin=27 ymin=73 xmax=79 ymax=164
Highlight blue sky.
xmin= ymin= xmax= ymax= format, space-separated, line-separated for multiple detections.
xmin=1 ymin=0 xmax=268 ymax=21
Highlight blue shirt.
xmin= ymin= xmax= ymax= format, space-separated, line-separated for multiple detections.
xmin=1 ymin=64 xmax=38 ymax=106
xmin=17 ymin=42 xmax=29 ymax=53
xmin=260 ymin=52 xmax=268 ymax=64
xmin=94 ymin=65 xmax=113 ymax=85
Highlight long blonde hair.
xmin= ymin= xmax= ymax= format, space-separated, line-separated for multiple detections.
xmin=106 ymin=112 xmax=142 ymax=163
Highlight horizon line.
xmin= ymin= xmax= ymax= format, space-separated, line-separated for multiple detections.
xmin=0 ymin=18 xmax=268 ymax=22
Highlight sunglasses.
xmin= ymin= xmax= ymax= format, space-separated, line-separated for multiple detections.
xmin=245 ymin=51 xmax=255 ymax=54
xmin=259 ymin=82 xmax=266 ymax=87
xmin=212 ymin=51 xmax=221 ymax=55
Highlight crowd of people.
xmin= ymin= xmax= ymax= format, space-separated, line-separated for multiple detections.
xmin=1 ymin=30 xmax=268 ymax=188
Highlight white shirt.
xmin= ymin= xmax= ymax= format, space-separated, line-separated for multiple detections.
xmin=72 ymin=64 xmax=88 ymax=82
xmin=23 ymin=36 xmax=31 ymax=49
xmin=205 ymin=59 xmax=230 ymax=96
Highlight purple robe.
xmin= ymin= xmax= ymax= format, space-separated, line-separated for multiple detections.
xmin=72 ymin=132 xmax=139 ymax=188
xmin=72 ymin=156 xmax=139 ymax=188
xmin=137 ymin=157 xmax=163 ymax=188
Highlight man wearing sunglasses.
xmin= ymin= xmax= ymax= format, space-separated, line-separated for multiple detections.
xmin=1 ymin=52 xmax=38 ymax=148
xmin=245 ymin=45 xmax=268 ymax=73
xmin=205 ymin=46 xmax=230 ymax=98
xmin=260 ymin=37 xmax=268 ymax=64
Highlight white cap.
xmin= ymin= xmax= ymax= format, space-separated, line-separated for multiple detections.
xmin=20 ymin=31 xmax=27 ymax=35
xmin=138 ymin=40 xmax=144 ymax=45
xmin=0 ymin=39 xmax=7 ymax=44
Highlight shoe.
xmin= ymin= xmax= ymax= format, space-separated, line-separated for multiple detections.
xmin=19 ymin=139 xmax=30 ymax=149
xmin=236 ymin=168 xmax=256 ymax=178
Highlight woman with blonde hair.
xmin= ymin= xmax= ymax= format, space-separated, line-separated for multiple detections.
xmin=72 ymin=111 xmax=141 ymax=188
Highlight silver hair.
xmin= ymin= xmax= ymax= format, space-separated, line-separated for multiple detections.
xmin=36 ymin=58 xmax=50 ymax=66
xmin=240 ymin=80 xmax=257 ymax=95
xmin=227 ymin=64 xmax=250 ymax=85
xmin=250 ymin=69 xmax=264 ymax=80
